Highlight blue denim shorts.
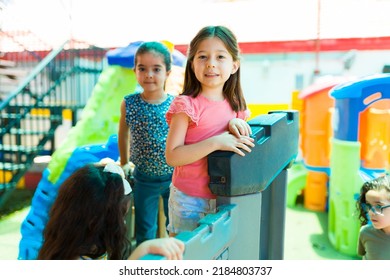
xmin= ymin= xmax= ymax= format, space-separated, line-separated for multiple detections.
xmin=167 ymin=184 xmax=217 ymax=234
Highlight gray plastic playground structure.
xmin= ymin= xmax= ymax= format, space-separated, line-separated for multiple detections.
xmin=143 ymin=110 xmax=299 ymax=260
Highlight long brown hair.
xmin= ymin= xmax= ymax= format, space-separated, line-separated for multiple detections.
xmin=182 ymin=25 xmax=247 ymax=112
xmin=38 ymin=164 xmax=131 ymax=259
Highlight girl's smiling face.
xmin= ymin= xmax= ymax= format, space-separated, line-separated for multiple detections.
xmin=135 ymin=52 xmax=170 ymax=95
xmin=191 ymin=37 xmax=239 ymax=95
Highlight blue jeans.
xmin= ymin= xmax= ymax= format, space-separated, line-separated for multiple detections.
xmin=133 ymin=168 xmax=171 ymax=246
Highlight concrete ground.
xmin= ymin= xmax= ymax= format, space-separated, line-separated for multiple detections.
xmin=0 ymin=204 xmax=359 ymax=260
xmin=0 ymin=206 xmax=28 ymax=260
xmin=283 ymin=205 xmax=360 ymax=260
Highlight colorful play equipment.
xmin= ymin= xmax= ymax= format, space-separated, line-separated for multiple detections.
xmin=328 ymin=73 xmax=390 ymax=257
xmin=288 ymin=75 xmax=390 ymax=208
xmin=287 ymin=73 xmax=390 ymax=257
xmin=247 ymin=104 xmax=289 ymax=120
xmin=288 ymin=76 xmax=353 ymax=211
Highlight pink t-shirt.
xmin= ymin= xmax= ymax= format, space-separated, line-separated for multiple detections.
xmin=166 ymin=94 xmax=248 ymax=199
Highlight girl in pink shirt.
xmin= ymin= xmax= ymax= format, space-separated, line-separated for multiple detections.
xmin=165 ymin=26 xmax=255 ymax=235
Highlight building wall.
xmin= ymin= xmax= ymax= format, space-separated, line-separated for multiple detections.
xmin=240 ymin=50 xmax=390 ymax=105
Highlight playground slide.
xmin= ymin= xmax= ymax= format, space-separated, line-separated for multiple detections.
xmin=48 ymin=66 xmax=137 ymax=183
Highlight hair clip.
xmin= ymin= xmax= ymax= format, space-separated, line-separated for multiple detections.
xmin=103 ymin=162 xmax=132 ymax=195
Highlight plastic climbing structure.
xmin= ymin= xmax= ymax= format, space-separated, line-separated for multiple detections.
xmin=287 ymin=73 xmax=390 ymax=257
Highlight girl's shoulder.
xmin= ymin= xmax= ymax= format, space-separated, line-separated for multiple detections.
xmin=171 ymin=94 xmax=206 ymax=104
xmin=360 ymin=224 xmax=386 ymax=238
xmin=170 ymin=94 xmax=194 ymax=107
xmin=166 ymin=93 xmax=176 ymax=102
xmin=124 ymin=92 xmax=141 ymax=101
xmin=124 ymin=93 xmax=142 ymax=108
xmin=360 ymin=224 xmax=373 ymax=233
xmin=167 ymin=95 xmax=200 ymax=125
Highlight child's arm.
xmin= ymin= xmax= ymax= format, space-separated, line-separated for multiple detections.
xmin=118 ymin=100 xmax=131 ymax=168
xmin=127 ymin=237 xmax=185 ymax=260
xmin=166 ymin=112 xmax=254 ymax=167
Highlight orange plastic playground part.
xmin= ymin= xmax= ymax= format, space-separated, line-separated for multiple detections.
xmin=304 ymin=171 xmax=328 ymax=211
xmin=359 ymin=101 xmax=390 ymax=170
xmin=298 ymin=77 xmax=351 ymax=212
xmin=299 ymin=84 xmax=335 ymax=168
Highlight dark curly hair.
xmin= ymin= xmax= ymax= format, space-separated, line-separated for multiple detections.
xmin=357 ymin=174 xmax=390 ymax=226
xmin=38 ymin=164 xmax=131 ymax=260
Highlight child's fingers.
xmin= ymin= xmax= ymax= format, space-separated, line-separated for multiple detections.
xmin=236 ymin=124 xmax=251 ymax=137
xmin=170 ymin=239 xmax=185 ymax=260
xmin=242 ymin=123 xmax=252 ymax=136
xmin=233 ymin=136 xmax=255 ymax=156
xmin=161 ymin=238 xmax=184 ymax=260
xmin=230 ymin=126 xmax=241 ymax=138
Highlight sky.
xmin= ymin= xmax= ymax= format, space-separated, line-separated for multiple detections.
xmin=1 ymin=0 xmax=390 ymax=49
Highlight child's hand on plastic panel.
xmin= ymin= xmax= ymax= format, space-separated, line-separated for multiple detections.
xmin=216 ymin=131 xmax=254 ymax=156
xmin=129 ymin=237 xmax=185 ymax=260
xmin=229 ymin=118 xmax=252 ymax=137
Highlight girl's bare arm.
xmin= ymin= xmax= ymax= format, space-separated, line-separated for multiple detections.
xmin=166 ymin=113 xmax=254 ymax=167
xmin=118 ymin=100 xmax=130 ymax=166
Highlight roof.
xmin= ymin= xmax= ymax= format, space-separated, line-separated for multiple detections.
xmin=298 ymin=75 xmax=355 ymax=99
